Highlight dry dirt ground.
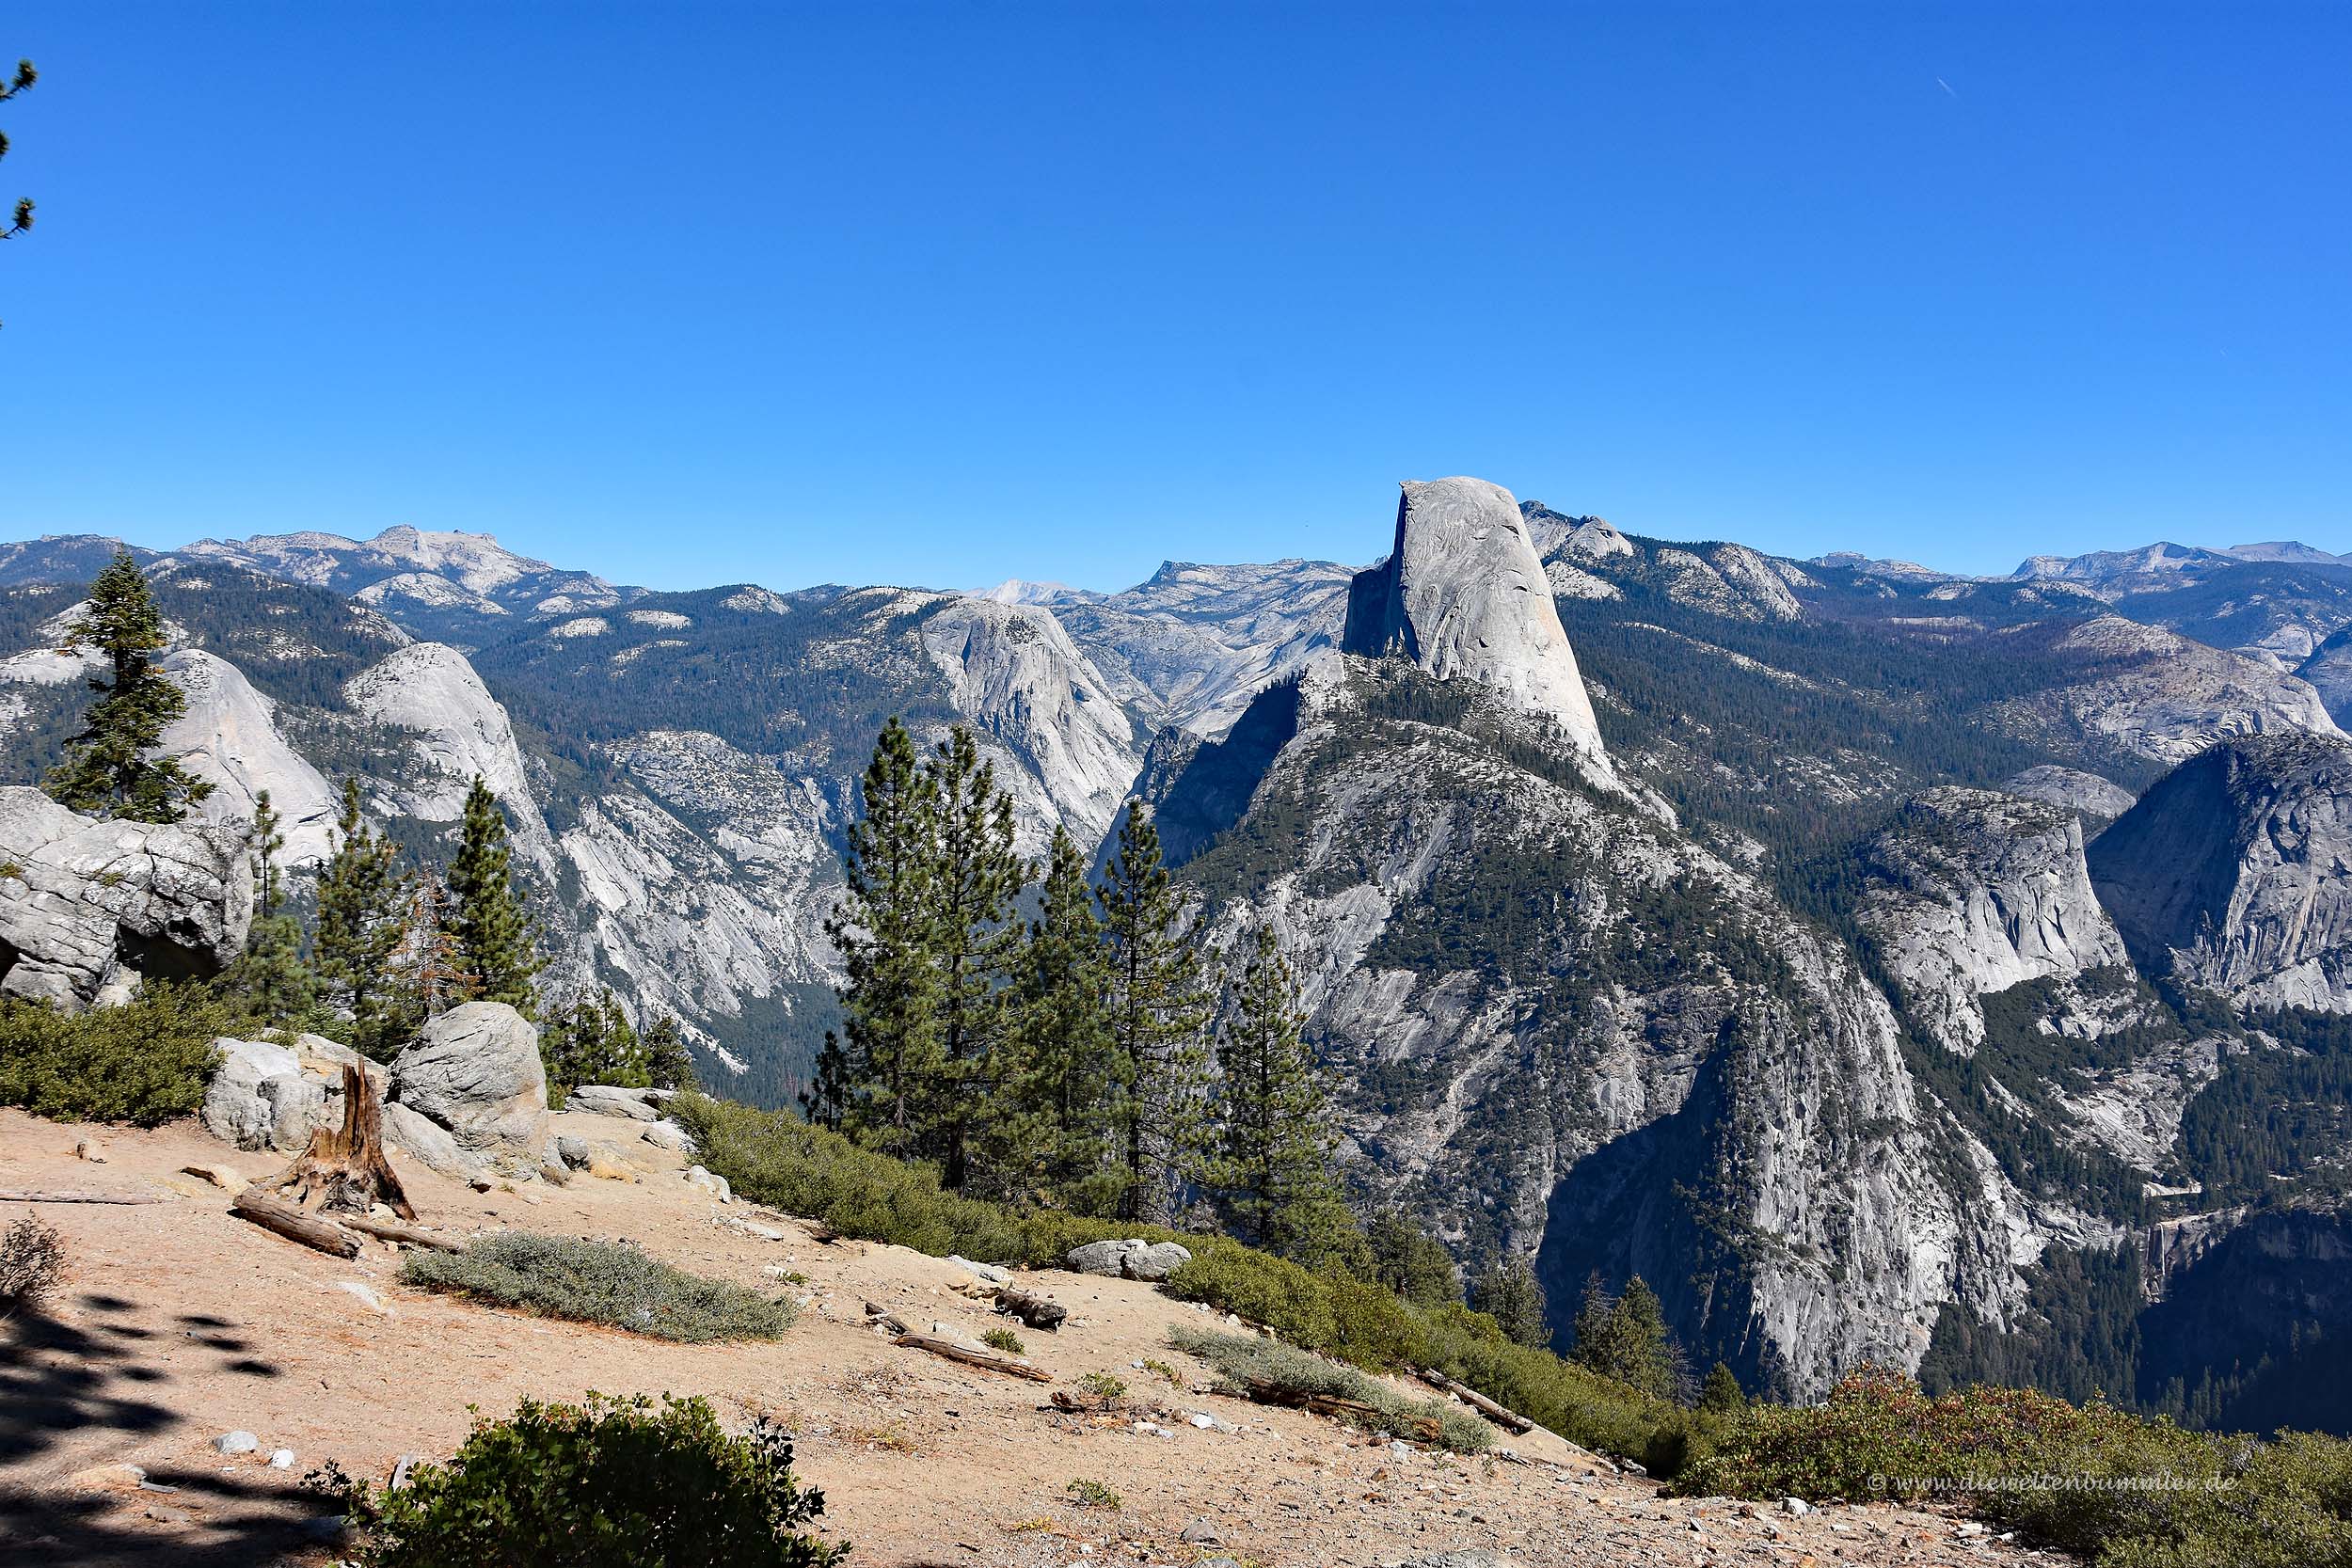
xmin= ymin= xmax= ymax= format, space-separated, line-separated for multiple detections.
xmin=3 ymin=1107 xmax=2059 ymax=1568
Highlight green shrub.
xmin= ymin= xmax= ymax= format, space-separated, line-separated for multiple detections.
xmin=1169 ymin=1323 xmax=1494 ymax=1453
xmin=401 ymin=1233 xmax=794 ymax=1342
xmin=1 ymin=1215 xmax=66 ymax=1321
xmin=0 ymin=984 xmax=232 ymax=1125
xmin=981 ymin=1325 xmax=1025 ymax=1354
xmin=1064 ymin=1478 xmax=1120 ymax=1511
xmin=317 ymin=1392 xmax=842 ymax=1566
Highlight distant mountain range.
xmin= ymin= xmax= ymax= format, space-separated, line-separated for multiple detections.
xmin=4 ymin=494 xmax=2349 ymax=1424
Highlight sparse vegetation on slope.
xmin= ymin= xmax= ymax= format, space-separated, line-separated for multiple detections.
xmin=401 ymin=1233 xmax=795 ymax=1342
xmin=1168 ymin=1323 xmax=1495 ymax=1452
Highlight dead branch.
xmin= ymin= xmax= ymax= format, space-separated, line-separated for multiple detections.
xmin=893 ymin=1332 xmax=1054 ymax=1382
xmin=1415 ymin=1368 xmax=1536 ymax=1433
xmin=993 ymin=1287 xmax=1068 ymax=1332
xmin=0 ymin=1189 xmax=166 ymax=1204
xmin=341 ymin=1213 xmax=467 ymax=1253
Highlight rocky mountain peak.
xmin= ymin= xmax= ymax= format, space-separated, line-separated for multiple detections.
xmin=2089 ymin=731 xmax=2352 ymax=1012
xmin=1341 ymin=477 xmax=1611 ymax=768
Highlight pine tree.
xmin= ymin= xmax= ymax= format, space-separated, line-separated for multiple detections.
xmin=223 ymin=789 xmax=316 ymax=1027
xmin=1699 ymin=1362 xmax=1746 ymax=1414
xmin=640 ymin=1012 xmax=696 ymax=1091
xmin=312 ymin=778 xmax=414 ymax=1058
xmin=801 ymin=1030 xmax=851 ymax=1132
xmin=392 ymin=879 xmax=474 ymax=1019
xmin=443 ymin=775 xmax=540 ymax=1014
xmin=1471 ymin=1256 xmax=1551 ymax=1350
xmin=42 ymin=549 xmax=214 ymax=823
xmin=921 ymin=727 xmax=1026 ymax=1190
xmin=1209 ymin=924 xmax=1351 ymax=1259
xmin=823 ymin=719 xmax=942 ymax=1161
xmin=542 ymin=988 xmax=644 ymax=1097
xmin=1570 ymin=1274 xmax=1684 ymax=1400
xmin=1366 ymin=1210 xmax=1461 ymax=1308
xmin=998 ymin=826 xmax=1119 ymax=1210
xmin=1097 ymin=801 xmax=1213 ymax=1226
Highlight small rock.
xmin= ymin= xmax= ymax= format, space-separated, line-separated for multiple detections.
xmin=1782 ymin=1497 xmax=1812 ymax=1516
xmin=641 ymin=1118 xmax=694 ymax=1153
xmin=555 ymin=1134 xmax=591 ymax=1168
xmin=214 ymin=1431 xmax=260 ymax=1455
xmin=268 ymin=1449 xmax=297 ymax=1469
xmin=143 ymin=1504 xmax=193 ymax=1525
xmin=75 ymin=1139 xmax=105 ymax=1163
xmin=946 ymin=1254 xmax=1010 ymax=1285
xmin=683 ymin=1164 xmax=731 ymax=1201
xmin=1180 ymin=1517 xmax=1222 ymax=1544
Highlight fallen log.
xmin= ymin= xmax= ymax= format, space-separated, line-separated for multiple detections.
xmin=993 ymin=1287 xmax=1068 ymax=1332
xmin=1415 ymin=1369 xmax=1536 ymax=1433
xmin=230 ymin=1187 xmax=362 ymax=1259
xmin=1240 ymin=1378 xmax=1441 ymax=1443
xmin=893 ymin=1332 xmax=1054 ymax=1383
xmin=0 ymin=1189 xmax=167 ymax=1205
xmin=341 ymin=1214 xmax=468 ymax=1253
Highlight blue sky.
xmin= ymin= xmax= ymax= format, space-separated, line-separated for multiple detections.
xmin=0 ymin=2 xmax=2344 ymax=592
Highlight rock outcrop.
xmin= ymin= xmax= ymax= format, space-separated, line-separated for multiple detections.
xmin=2089 ymin=733 xmax=2352 ymax=1012
xmin=1857 ymin=788 xmax=2132 ymax=1052
xmin=0 ymin=787 xmax=255 ymax=1010
xmin=342 ymin=641 xmax=555 ymax=870
xmin=2003 ymin=766 xmax=2137 ymax=823
xmin=1342 ymin=478 xmax=1612 ymax=774
xmin=385 ymin=1003 xmax=555 ymax=1179
xmin=158 ymin=649 xmax=340 ymax=867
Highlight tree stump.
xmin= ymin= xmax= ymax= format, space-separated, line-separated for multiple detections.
xmin=258 ymin=1063 xmax=416 ymax=1219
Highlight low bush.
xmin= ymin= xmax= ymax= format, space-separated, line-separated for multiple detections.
xmin=981 ymin=1325 xmax=1025 ymax=1354
xmin=401 ymin=1233 xmax=794 ymax=1342
xmin=317 ymin=1391 xmax=843 ymax=1567
xmin=0 ymin=984 xmax=234 ymax=1125
xmin=1169 ymin=1323 xmax=1494 ymax=1453
xmin=0 ymin=1214 xmax=66 ymax=1321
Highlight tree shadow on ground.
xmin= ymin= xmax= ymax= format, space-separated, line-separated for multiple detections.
xmin=0 ymin=1291 xmax=334 ymax=1566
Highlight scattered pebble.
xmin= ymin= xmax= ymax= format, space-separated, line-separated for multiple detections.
xmin=214 ymin=1431 xmax=259 ymax=1455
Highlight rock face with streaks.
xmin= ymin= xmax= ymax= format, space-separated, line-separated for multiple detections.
xmin=2090 ymin=733 xmax=2352 ymax=1012
xmin=343 ymin=641 xmax=556 ymax=869
xmin=1857 ymin=788 xmax=2132 ymax=1052
xmin=916 ymin=597 xmax=1142 ymax=852
xmin=0 ymin=786 xmax=254 ymax=1010
xmin=1342 ymin=477 xmax=1612 ymax=774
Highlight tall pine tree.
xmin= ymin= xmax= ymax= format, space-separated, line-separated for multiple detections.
xmin=43 ymin=549 xmax=214 ymax=823
xmin=823 ymin=719 xmax=942 ymax=1160
xmin=1208 ymin=923 xmax=1351 ymax=1259
xmin=313 ymin=777 xmax=414 ymax=1058
xmin=1471 ymin=1256 xmax=1552 ymax=1350
xmin=921 ymin=728 xmax=1025 ymax=1190
xmin=443 ymin=776 xmax=540 ymax=1015
xmin=1098 ymin=801 xmax=1213 ymax=1225
xmin=223 ymin=789 xmax=316 ymax=1027
xmin=998 ymin=825 xmax=1119 ymax=1210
